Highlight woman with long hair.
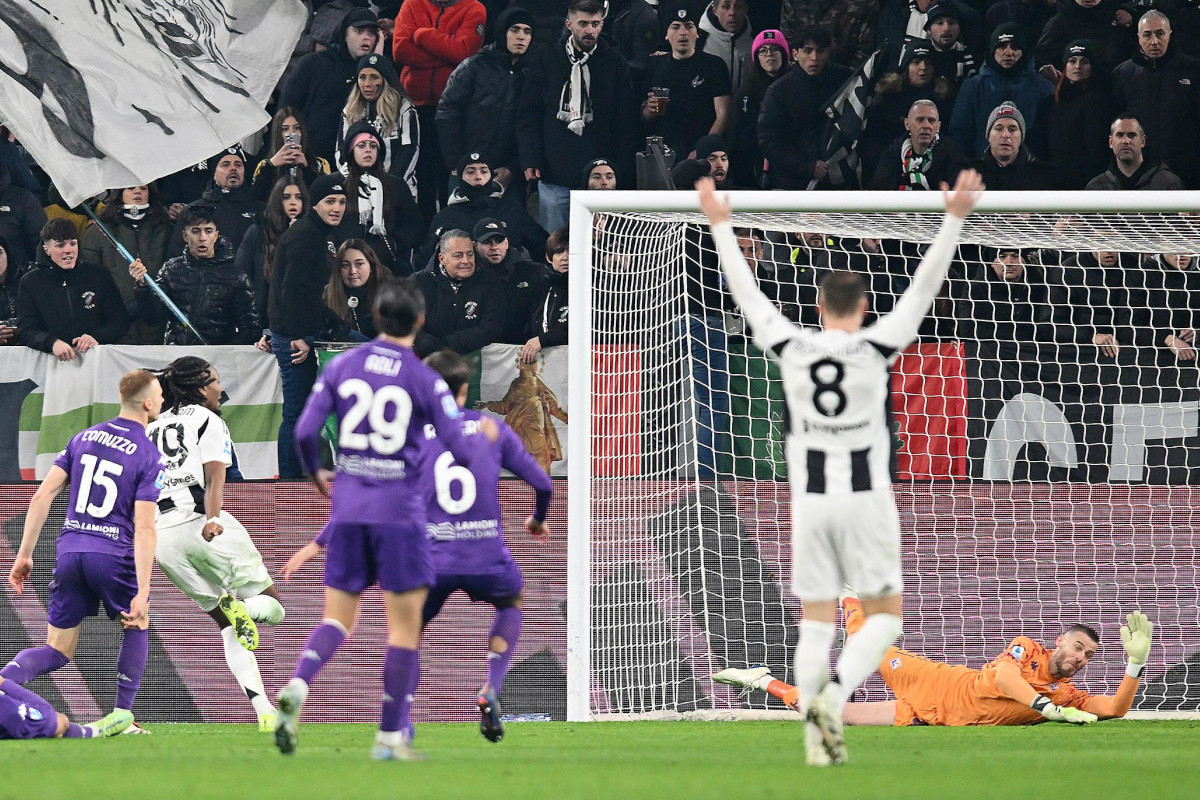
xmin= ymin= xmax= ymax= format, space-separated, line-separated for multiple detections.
xmin=236 ymin=177 xmax=309 ymax=352
xmin=251 ymin=107 xmax=331 ymax=201
xmin=322 ymin=239 xmax=393 ymax=341
xmin=339 ymin=121 xmax=423 ymax=276
xmin=336 ymin=54 xmax=420 ymax=201
xmin=79 ymin=183 xmax=172 ymax=344
xmin=732 ymin=30 xmax=791 ymax=188
xmin=1045 ymin=39 xmax=1115 ymax=190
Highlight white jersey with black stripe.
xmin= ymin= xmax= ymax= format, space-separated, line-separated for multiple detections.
xmin=711 ymin=215 xmax=964 ymax=495
xmin=146 ymin=405 xmax=233 ymax=521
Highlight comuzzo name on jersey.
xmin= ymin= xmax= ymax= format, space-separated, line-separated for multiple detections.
xmin=79 ymin=429 xmax=138 ymax=454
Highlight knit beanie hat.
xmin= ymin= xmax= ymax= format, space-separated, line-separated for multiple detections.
xmin=356 ymin=53 xmax=400 ymax=87
xmin=986 ymin=101 xmax=1026 ymax=139
xmin=309 ymin=173 xmax=348 ymax=205
xmin=752 ymin=29 xmax=790 ymax=58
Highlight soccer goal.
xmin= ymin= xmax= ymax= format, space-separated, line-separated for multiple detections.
xmin=565 ymin=190 xmax=1200 ymax=722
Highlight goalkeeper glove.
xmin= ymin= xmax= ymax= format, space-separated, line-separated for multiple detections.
xmin=1121 ymin=610 xmax=1153 ymax=678
xmin=1031 ymin=696 xmax=1098 ymax=725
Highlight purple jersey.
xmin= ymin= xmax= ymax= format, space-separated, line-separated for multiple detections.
xmin=52 ymin=417 xmax=165 ymax=558
xmin=295 ymin=338 xmax=479 ymax=524
xmin=422 ymin=410 xmax=553 ymax=574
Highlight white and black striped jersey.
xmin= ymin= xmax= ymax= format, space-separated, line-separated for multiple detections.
xmin=146 ymin=405 xmax=233 ymax=521
xmin=712 ymin=216 xmax=964 ymax=494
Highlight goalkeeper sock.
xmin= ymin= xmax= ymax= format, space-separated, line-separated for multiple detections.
xmin=827 ymin=613 xmax=903 ymax=715
xmin=763 ymin=678 xmax=802 ymax=710
xmin=793 ymin=620 xmax=836 ymax=716
xmin=221 ymin=626 xmax=273 ymax=716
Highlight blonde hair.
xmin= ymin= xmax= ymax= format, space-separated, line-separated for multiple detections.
xmin=343 ymin=80 xmax=408 ymax=138
xmin=118 ymin=369 xmax=159 ymax=407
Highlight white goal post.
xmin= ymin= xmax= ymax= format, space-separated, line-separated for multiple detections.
xmin=566 ymin=190 xmax=1200 ymax=723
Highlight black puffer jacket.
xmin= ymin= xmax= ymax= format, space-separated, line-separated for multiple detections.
xmin=137 ymin=237 xmax=258 ymax=345
xmin=484 ymin=250 xmax=544 ymax=344
xmin=15 ymin=260 xmax=129 ymax=352
xmin=528 ymin=263 xmax=567 ymax=348
xmin=1112 ymin=42 xmax=1200 ymax=187
xmin=174 ymin=183 xmax=266 ymax=256
xmin=410 ymin=264 xmax=508 ymax=357
xmin=417 ymin=179 xmax=547 ymax=267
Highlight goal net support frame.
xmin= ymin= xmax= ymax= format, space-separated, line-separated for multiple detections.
xmin=565 ymin=190 xmax=1200 ymax=723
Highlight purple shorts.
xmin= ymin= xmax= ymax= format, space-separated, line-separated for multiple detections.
xmin=46 ymin=551 xmax=137 ymax=629
xmin=323 ymin=520 xmax=434 ymax=594
xmin=422 ymin=559 xmax=524 ymax=623
xmin=0 ymin=681 xmax=59 ymax=740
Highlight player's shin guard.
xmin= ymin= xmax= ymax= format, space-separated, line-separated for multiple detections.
xmin=221 ymin=626 xmax=272 ymax=717
xmin=793 ymin=620 xmax=837 ymax=715
xmin=1 ymin=645 xmax=69 ymax=684
xmin=381 ymin=646 xmax=419 ymax=735
xmin=243 ymin=594 xmax=286 ymax=625
xmin=487 ymin=607 xmax=521 ymax=692
xmin=293 ymin=620 xmax=347 ymax=686
xmin=828 ymin=613 xmax=903 ymax=715
xmin=114 ymin=627 xmax=148 ymax=711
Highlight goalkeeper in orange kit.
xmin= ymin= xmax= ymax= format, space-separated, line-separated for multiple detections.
xmin=713 ymin=594 xmax=1154 ymax=727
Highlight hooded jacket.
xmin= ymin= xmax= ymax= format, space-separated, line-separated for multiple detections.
xmin=136 ymin=237 xmax=258 ymax=345
xmin=80 ymin=208 xmax=172 ymax=344
xmin=528 ymin=261 xmax=567 ymax=348
xmin=949 ymin=49 xmax=1054 ymax=158
xmin=603 ymin=0 xmax=659 ymax=76
xmin=411 ymin=262 xmax=508 ymax=357
xmin=417 ymin=178 xmax=547 ymax=267
xmin=699 ymin=4 xmax=755 ymax=96
xmin=15 ymin=258 xmax=129 ymax=352
xmin=1035 ymin=0 xmax=1133 ymax=70
xmin=271 ymin=210 xmax=346 ymax=339
xmin=392 ymin=0 xmax=487 ymax=106
xmin=1046 ymin=75 xmax=1117 ymax=189
xmin=0 ymin=163 xmax=48 ymax=273
xmin=173 ymin=182 xmax=266 ymax=258
xmin=484 ymin=248 xmax=544 ymax=345
xmin=435 ymin=8 xmax=535 ymax=170
xmin=1112 ymin=42 xmax=1200 ymax=188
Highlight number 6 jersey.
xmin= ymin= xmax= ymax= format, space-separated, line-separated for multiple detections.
xmin=147 ymin=405 xmax=234 ymax=524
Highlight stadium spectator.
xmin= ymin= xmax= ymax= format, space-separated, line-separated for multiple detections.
xmin=955 ymin=247 xmax=1061 ymax=343
xmin=251 ymin=108 xmax=333 ymax=202
xmin=418 ymin=152 xmax=548 ymax=269
xmin=605 ymin=0 xmax=661 ymax=76
xmin=0 ymin=235 xmax=19 ymax=344
xmin=1055 ymin=246 xmax=1144 ymax=356
xmin=781 ymin=0 xmax=876 ymax=68
xmin=1141 ymin=252 xmax=1200 ymax=364
xmin=860 ymin=45 xmax=954 ymax=175
xmin=1035 ymin=0 xmax=1134 ymax=71
xmin=472 ymin=218 xmax=543 ymax=345
xmin=922 ymin=3 xmax=978 ymax=94
xmin=1085 ymin=115 xmax=1185 ymax=190
xmin=270 ymin=174 xmax=349 ymax=479
xmin=519 ymin=0 xmax=637 ymax=233
xmin=582 ymin=158 xmax=618 ymax=189
xmin=238 ymin=178 xmax=308 ymax=353
xmin=730 ymin=29 xmax=789 ymax=189
xmin=950 ymin=23 xmax=1054 ymax=159
xmin=1044 ymin=40 xmax=1117 ymax=190
xmin=436 ymin=7 xmax=536 ymax=194
xmin=335 ymin=54 xmax=420 ymax=199
xmin=130 ymin=206 xmax=258 ymax=346
xmin=80 ymin=185 xmax=171 ymax=345
xmin=392 ymin=0 xmax=487 ymax=220
xmin=521 ymin=227 xmax=569 ymax=363
xmin=338 ymin=121 xmax=423 ymax=276
xmin=700 ymin=0 xmax=756 ymax=94
xmin=871 ymin=99 xmax=968 ymax=190
xmin=985 ymin=0 xmax=1054 ymax=50
xmin=669 ymin=134 xmax=743 ymax=190
xmin=641 ymin=4 xmax=732 ymax=163
xmin=411 ymin=228 xmax=508 ymax=357
xmin=734 ymin=226 xmax=811 ymax=324
xmin=1111 ymin=10 xmax=1200 ymax=188
xmin=280 ymin=8 xmax=383 ymax=165
xmin=877 ymin=0 xmax=983 ymax=72
xmin=322 ymin=239 xmax=394 ymax=341
xmin=0 ymin=130 xmax=41 ymax=197
xmin=0 ymin=162 xmax=47 ymax=274
xmin=16 ymin=219 xmax=129 ymax=358
xmin=175 ymin=147 xmax=265 ymax=256
xmin=758 ymin=27 xmax=852 ymax=189
xmin=968 ymin=102 xmax=1056 ymax=189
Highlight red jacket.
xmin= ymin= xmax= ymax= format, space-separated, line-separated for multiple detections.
xmin=392 ymin=0 xmax=486 ymax=106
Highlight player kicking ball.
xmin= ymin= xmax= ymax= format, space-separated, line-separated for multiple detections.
xmin=283 ymin=350 xmax=553 ymax=744
xmin=697 ymin=170 xmax=984 ymax=765
xmin=0 ymin=676 xmax=133 ymax=740
xmin=148 ymin=357 xmax=285 ymax=731
xmin=713 ymin=593 xmax=1154 ymax=726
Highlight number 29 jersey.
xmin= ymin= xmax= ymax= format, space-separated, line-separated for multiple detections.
xmin=146 ymin=405 xmax=233 ymax=524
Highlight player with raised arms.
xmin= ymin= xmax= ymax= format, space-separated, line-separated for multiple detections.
xmin=283 ymin=349 xmax=553 ymax=744
xmin=147 ymin=356 xmax=286 ymax=731
xmin=275 ymin=281 xmax=499 ymax=760
xmin=4 ymin=370 xmax=165 ymax=733
xmin=713 ymin=597 xmax=1154 ymax=727
xmin=697 ymin=170 xmax=985 ymax=765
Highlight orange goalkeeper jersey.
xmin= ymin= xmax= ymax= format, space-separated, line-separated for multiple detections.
xmin=881 ymin=636 xmax=1091 ymax=726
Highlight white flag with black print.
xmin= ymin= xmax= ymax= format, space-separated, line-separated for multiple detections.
xmin=0 ymin=0 xmax=306 ymax=207
xmin=808 ymin=42 xmax=887 ymax=190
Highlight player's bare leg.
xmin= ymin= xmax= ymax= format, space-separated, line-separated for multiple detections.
xmin=374 ymin=587 xmax=429 ymax=761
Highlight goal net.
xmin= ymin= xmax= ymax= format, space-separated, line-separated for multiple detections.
xmin=565 ymin=190 xmax=1200 ymax=721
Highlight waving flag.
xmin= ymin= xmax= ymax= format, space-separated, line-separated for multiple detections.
xmin=808 ymin=42 xmax=887 ymax=190
xmin=0 ymin=0 xmax=306 ymax=207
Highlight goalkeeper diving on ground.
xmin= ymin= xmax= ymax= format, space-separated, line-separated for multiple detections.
xmin=697 ymin=169 xmax=985 ymax=766
xmin=713 ymin=593 xmax=1154 ymax=727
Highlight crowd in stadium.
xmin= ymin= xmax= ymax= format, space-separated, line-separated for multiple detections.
xmin=1 ymin=0 xmax=1198 ymax=479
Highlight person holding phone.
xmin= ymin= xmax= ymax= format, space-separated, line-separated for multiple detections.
xmin=251 ymin=107 xmax=332 ymax=201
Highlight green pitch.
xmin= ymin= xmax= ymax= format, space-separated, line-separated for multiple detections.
xmin=2 ymin=720 xmax=1197 ymax=800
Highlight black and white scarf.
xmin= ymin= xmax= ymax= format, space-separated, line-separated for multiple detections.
xmin=557 ymin=41 xmax=593 ymax=136
xmin=901 ymin=136 xmax=935 ymax=190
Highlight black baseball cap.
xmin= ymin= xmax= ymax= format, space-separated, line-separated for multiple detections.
xmin=472 ymin=218 xmax=508 ymax=242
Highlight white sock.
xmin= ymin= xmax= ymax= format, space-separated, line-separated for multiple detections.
xmin=220 ymin=626 xmax=273 ymax=716
xmin=242 ymin=594 xmax=285 ymax=625
xmin=793 ymin=620 xmax=836 ymax=716
xmin=828 ymin=613 xmax=903 ymax=715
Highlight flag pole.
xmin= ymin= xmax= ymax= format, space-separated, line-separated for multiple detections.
xmin=76 ymin=203 xmax=210 ymax=345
